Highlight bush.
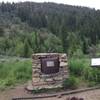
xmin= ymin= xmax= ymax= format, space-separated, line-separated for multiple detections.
xmin=69 ymin=57 xmax=100 ymax=84
xmin=69 ymin=58 xmax=86 ymax=76
xmin=62 ymin=76 xmax=79 ymax=89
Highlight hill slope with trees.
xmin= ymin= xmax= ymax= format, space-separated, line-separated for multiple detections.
xmin=0 ymin=2 xmax=100 ymax=57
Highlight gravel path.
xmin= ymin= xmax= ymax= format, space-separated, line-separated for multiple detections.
xmin=0 ymin=85 xmax=100 ymax=100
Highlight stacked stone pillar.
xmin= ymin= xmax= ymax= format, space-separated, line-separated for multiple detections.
xmin=32 ymin=53 xmax=69 ymax=89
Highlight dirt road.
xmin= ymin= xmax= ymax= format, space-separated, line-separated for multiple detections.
xmin=0 ymin=85 xmax=100 ymax=100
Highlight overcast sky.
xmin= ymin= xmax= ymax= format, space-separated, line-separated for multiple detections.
xmin=0 ymin=0 xmax=100 ymax=10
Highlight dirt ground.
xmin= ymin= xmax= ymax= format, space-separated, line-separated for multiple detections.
xmin=0 ymin=84 xmax=100 ymax=100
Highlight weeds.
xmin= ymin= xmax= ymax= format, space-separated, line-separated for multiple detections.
xmin=69 ymin=57 xmax=100 ymax=86
xmin=62 ymin=76 xmax=79 ymax=89
xmin=0 ymin=56 xmax=100 ymax=90
xmin=0 ymin=58 xmax=32 ymax=89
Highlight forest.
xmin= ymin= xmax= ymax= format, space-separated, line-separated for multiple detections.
xmin=0 ymin=2 xmax=100 ymax=57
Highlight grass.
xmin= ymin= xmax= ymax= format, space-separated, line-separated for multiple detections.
xmin=62 ymin=76 xmax=79 ymax=89
xmin=0 ymin=55 xmax=100 ymax=90
xmin=0 ymin=57 xmax=32 ymax=89
xmin=69 ymin=57 xmax=100 ymax=87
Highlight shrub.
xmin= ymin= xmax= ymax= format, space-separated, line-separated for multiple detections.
xmin=69 ymin=57 xmax=100 ymax=84
xmin=62 ymin=76 xmax=79 ymax=89
xmin=69 ymin=58 xmax=86 ymax=76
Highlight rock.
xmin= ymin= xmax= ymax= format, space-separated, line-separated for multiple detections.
xmin=54 ymin=76 xmax=63 ymax=81
xmin=26 ymin=81 xmax=33 ymax=91
xmin=32 ymin=77 xmax=40 ymax=82
xmin=60 ymin=62 xmax=68 ymax=67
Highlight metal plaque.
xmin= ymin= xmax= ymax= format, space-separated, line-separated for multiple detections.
xmin=46 ymin=61 xmax=54 ymax=67
xmin=41 ymin=57 xmax=59 ymax=74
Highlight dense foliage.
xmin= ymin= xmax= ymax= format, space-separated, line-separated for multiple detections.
xmin=69 ymin=57 xmax=100 ymax=86
xmin=62 ymin=76 xmax=79 ymax=89
xmin=0 ymin=2 xmax=100 ymax=57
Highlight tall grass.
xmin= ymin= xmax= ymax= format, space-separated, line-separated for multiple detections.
xmin=0 ymin=56 xmax=100 ymax=89
xmin=69 ymin=57 xmax=100 ymax=85
xmin=0 ymin=58 xmax=32 ymax=89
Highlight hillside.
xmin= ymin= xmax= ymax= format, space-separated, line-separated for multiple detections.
xmin=0 ymin=2 xmax=100 ymax=57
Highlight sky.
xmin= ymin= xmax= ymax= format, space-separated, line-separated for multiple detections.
xmin=0 ymin=0 xmax=100 ymax=10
